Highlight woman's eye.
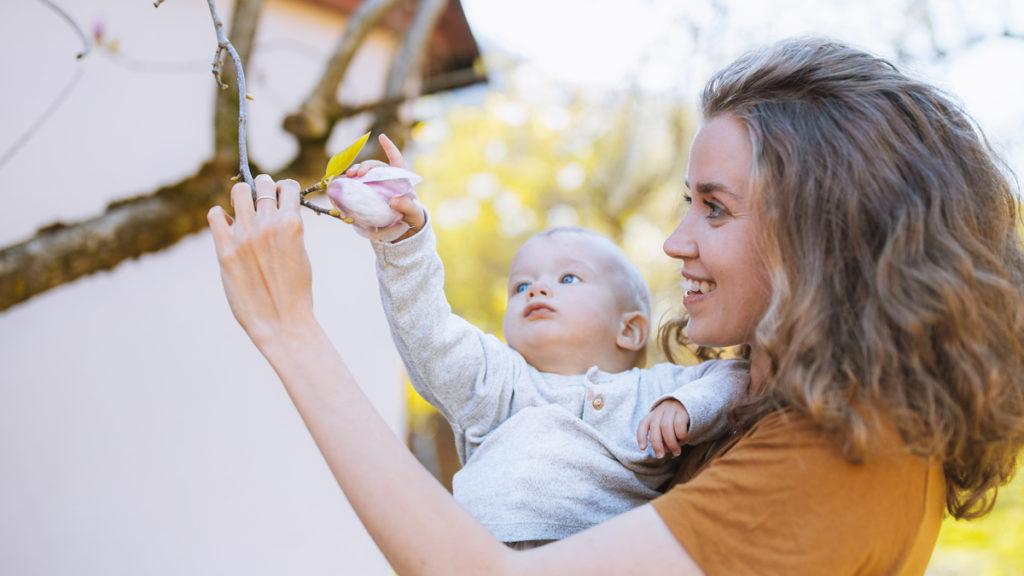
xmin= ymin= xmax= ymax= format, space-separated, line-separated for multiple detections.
xmin=514 ymin=282 xmax=529 ymax=294
xmin=704 ymin=200 xmax=725 ymax=218
xmin=682 ymin=193 xmax=693 ymax=205
xmin=560 ymin=274 xmax=580 ymax=285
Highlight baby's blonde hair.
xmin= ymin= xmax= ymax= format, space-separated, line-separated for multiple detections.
xmin=534 ymin=227 xmax=652 ymax=320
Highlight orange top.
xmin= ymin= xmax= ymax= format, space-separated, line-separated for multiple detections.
xmin=651 ymin=411 xmax=945 ymax=575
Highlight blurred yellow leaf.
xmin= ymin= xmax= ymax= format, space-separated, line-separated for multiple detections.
xmin=323 ymin=132 xmax=370 ymax=184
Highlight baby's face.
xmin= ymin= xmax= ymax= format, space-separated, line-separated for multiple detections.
xmin=503 ymin=233 xmax=640 ymax=374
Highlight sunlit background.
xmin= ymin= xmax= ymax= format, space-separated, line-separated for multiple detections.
xmin=0 ymin=0 xmax=1020 ymax=573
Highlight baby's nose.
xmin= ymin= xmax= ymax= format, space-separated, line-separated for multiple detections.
xmin=528 ymin=284 xmax=550 ymax=298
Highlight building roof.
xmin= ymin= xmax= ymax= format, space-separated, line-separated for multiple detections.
xmin=299 ymin=0 xmax=484 ymax=89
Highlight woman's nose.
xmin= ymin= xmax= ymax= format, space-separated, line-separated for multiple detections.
xmin=664 ymin=218 xmax=698 ymax=260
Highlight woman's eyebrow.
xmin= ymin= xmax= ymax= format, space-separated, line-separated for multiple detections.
xmin=684 ymin=180 xmax=740 ymax=201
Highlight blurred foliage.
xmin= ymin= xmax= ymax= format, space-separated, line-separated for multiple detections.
xmin=406 ymin=69 xmax=1024 ymax=573
xmin=410 ymin=77 xmax=696 ymax=357
xmin=929 ymin=470 xmax=1024 ymax=575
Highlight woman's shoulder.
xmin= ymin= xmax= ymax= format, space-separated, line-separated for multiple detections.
xmin=652 ymin=410 xmax=946 ymax=574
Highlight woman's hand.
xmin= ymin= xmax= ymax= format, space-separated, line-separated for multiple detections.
xmin=207 ymin=174 xmax=316 ymax=348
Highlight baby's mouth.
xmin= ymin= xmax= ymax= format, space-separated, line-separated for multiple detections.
xmin=524 ymin=303 xmax=556 ymax=318
xmin=683 ymin=278 xmax=718 ymax=296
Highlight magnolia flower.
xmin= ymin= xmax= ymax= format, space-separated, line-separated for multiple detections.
xmin=326 ymin=167 xmax=423 ymax=242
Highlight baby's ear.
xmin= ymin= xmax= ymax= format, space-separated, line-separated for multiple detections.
xmin=616 ymin=311 xmax=649 ymax=352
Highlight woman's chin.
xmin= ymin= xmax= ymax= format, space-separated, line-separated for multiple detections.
xmin=685 ymin=323 xmax=736 ymax=349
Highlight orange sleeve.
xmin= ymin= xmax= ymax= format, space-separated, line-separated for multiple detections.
xmin=650 ymin=412 xmax=944 ymax=575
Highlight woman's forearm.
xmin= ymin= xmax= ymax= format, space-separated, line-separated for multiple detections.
xmin=258 ymin=319 xmax=512 ymax=576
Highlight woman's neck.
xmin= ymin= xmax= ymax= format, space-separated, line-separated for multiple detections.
xmin=748 ymin=345 xmax=769 ymax=395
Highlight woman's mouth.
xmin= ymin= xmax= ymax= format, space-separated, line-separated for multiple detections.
xmin=683 ymin=278 xmax=717 ymax=296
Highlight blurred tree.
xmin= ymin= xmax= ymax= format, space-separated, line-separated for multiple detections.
xmin=0 ymin=0 xmax=484 ymax=312
xmin=411 ymin=78 xmax=695 ymax=341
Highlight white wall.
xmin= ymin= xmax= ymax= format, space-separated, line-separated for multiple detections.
xmin=0 ymin=1 xmax=406 ymax=574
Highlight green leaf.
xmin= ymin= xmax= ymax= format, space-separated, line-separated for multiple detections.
xmin=323 ymin=132 xmax=371 ymax=184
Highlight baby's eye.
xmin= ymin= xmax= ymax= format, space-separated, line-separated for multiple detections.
xmin=560 ymin=274 xmax=580 ymax=285
xmin=514 ymin=282 xmax=530 ymax=294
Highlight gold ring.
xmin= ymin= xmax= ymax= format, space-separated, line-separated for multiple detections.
xmin=255 ymin=194 xmax=277 ymax=202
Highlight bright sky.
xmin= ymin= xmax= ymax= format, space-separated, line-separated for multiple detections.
xmin=460 ymin=0 xmax=1024 ymax=180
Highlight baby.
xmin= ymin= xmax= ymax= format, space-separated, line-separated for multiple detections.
xmin=340 ymin=141 xmax=748 ymax=548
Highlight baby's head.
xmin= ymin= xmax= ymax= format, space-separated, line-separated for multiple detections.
xmin=503 ymin=227 xmax=651 ymax=375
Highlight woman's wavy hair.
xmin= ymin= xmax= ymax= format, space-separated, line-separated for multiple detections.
xmin=660 ymin=37 xmax=1024 ymax=519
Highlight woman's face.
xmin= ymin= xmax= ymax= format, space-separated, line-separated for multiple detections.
xmin=663 ymin=113 xmax=771 ymax=347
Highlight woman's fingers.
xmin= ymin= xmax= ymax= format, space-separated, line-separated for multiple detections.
xmin=254 ymin=174 xmax=278 ymax=215
xmin=230 ymin=182 xmax=255 ymax=225
xmin=277 ymin=179 xmax=301 ymax=218
xmin=379 ymin=134 xmax=405 ymax=168
xmin=207 ymin=205 xmax=233 ymax=259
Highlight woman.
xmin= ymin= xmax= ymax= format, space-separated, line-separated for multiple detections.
xmin=207 ymin=38 xmax=1024 ymax=574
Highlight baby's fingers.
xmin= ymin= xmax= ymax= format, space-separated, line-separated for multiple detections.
xmin=637 ymin=415 xmax=652 ymax=450
xmin=661 ymin=414 xmax=682 ymax=457
xmin=649 ymin=413 xmax=667 ymax=458
xmin=389 ymin=195 xmax=426 ymax=229
xmin=673 ymin=411 xmax=690 ymax=444
xmin=346 ymin=160 xmax=387 ymax=178
xmin=379 ymin=133 xmax=405 ymax=168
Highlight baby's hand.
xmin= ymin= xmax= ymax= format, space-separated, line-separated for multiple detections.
xmin=637 ymin=399 xmax=690 ymax=458
xmin=341 ymin=134 xmax=425 ymax=242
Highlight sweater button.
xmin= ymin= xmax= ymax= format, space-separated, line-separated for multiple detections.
xmin=592 ymin=395 xmax=605 ymax=410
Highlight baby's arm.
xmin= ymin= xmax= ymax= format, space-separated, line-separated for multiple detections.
xmin=356 ymin=137 xmax=526 ymax=441
xmin=638 ymin=360 xmax=749 ymax=456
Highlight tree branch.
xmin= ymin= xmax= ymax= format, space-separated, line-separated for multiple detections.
xmin=364 ymin=0 xmax=449 ymax=154
xmin=205 ymin=0 xmax=263 ymax=193
xmin=0 ymin=66 xmax=85 ymax=172
xmin=0 ymin=162 xmax=236 ymax=312
xmin=0 ymin=0 xmax=484 ymax=311
xmin=0 ymin=0 xmax=91 ymax=171
xmin=38 ymin=0 xmax=91 ymax=59
xmin=283 ymin=0 xmax=404 ymax=141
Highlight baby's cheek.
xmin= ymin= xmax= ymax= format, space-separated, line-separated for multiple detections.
xmin=501 ymin=309 xmax=520 ymax=344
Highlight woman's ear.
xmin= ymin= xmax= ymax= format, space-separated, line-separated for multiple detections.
xmin=616 ymin=311 xmax=650 ymax=352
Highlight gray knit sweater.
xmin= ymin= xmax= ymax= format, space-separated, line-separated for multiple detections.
xmin=372 ymin=223 xmax=749 ymax=542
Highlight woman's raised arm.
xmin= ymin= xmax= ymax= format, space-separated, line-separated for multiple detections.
xmin=207 ymin=175 xmax=702 ymax=576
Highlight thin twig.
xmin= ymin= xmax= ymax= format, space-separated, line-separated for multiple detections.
xmin=203 ymin=0 xmax=255 ymax=195
xmin=0 ymin=66 xmax=85 ymax=172
xmin=38 ymin=0 xmax=91 ymax=59
xmin=3 ymin=0 xmax=93 ymax=168
xmin=301 ymin=182 xmax=324 ymax=197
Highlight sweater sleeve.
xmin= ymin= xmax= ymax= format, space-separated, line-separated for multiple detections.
xmin=649 ymin=360 xmax=749 ymax=444
xmin=371 ymin=219 xmax=527 ymax=443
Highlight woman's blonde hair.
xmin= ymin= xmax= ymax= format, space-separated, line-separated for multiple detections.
xmin=661 ymin=37 xmax=1024 ymax=519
